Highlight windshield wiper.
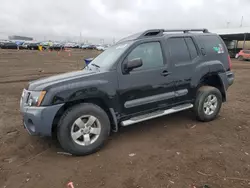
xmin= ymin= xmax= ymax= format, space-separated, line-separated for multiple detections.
xmin=91 ymin=63 xmax=100 ymax=68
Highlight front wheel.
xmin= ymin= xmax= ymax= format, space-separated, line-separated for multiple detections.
xmin=57 ymin=103 xmax=111 ymax=156
xmin=238 ymin=56 xmax=244 ymax=61
xmin=194 ymin=86 xmax=222 ymax=122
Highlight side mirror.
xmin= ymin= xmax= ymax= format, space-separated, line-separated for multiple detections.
xmin=125 ymin=58 xmax=143 ymax=72
xmin=84 ymin=57 xmax=94 ymax=65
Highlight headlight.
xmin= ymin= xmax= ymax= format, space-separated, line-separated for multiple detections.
xmin=27 ymin=91 xmax=46 ymax=106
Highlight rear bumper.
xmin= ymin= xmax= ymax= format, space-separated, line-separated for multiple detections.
xmin=20 ymin=104 xmax=64 ymax=136
xmin=226 ymin=71 xmax=234 ymax=87
xmin=218 ymin=71 xmax=234 ymax=102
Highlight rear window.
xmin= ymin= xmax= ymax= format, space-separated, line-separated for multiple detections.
xmin=198 ymin=35 xmax=225 ymax=55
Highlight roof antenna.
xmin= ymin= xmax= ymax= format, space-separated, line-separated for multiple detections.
xmin=240 ymin=16 xmax=243 ymax=27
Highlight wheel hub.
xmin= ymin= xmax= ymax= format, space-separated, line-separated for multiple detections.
xmin=81 ymin=127 xmax=90 ymax=134
xmin=203 ymin=94 xmax=218 ymax=115
xmin=70 ymin=115 xmax=101 ymax=146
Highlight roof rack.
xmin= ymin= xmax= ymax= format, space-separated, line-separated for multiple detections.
xmin=116 ymin=28 xmax=210 ymax=44
xmin=163 ymin=29 xmax=209 ymax=33
xmin=137 ymin=29 xmax=165 ymax=39
xmin=137 ymin=28 xmax=209 ymax=39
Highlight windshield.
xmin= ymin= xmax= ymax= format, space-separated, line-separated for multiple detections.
xmin=87 ymin=42 xmax=132 ymax=70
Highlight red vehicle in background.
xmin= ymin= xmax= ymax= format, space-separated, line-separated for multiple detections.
xmin=237 ymin=50 xmax=250 ymax=61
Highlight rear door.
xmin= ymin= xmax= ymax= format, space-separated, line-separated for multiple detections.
xmin=165 ymin=36 xmax=200 ymax=103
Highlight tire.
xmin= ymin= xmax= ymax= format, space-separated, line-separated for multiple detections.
xmin=57 ymin=103 xmax=111 ymax=156
xmin=238 ymin=56 xmax=244 ymax=61
xmin=194 ymin=86 xmax=222 ymax=122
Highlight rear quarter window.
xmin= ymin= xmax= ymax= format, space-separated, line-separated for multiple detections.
xmin=198 ymin=35 xmax=226 ymax=55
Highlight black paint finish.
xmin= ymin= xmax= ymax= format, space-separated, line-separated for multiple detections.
xmin=26 ymin=30 xmax=234 ymax=133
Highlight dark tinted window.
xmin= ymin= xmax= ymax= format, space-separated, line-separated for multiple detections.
xmin=167 ymin=38 xmax=190 ymax=64
xmin=198 ymin=35 xmax=225 ymax=55
xmin=243 ymin=50 xmax=250 ymax=54
xmin=127 ymin=42 xmax=164 ymax=71
xmin=185 ymin=37 xmax=198 ymax=59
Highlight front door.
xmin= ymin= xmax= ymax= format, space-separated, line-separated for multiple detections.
xmin=117 ymin=41 xmax=176 ymax=117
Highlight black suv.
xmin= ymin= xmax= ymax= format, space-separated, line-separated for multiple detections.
xmin=20 ymin=29 xmax=234 ymax=155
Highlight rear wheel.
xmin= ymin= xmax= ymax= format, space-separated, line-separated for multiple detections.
xmin=57 ymin=103 xmax=111 ymax=156
xmin=194 ymin=86 xmax=222 ymax=122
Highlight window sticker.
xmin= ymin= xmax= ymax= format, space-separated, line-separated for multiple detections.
xmin=213 ymin=44 xmax=224 ymax=54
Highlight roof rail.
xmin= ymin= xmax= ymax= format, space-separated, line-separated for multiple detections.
xmin=138 ymin=28 xmax=209 ymax=39
xmin=137 ymin=29 xmax=165 ymax=39
xmin=116 ymin=28 xmax=210 ymax=44
xmin=163 ymin=29 xmax=209 ymax=33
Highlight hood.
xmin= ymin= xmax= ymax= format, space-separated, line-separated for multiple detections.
xmin=28 ymin=68 xmax=99 ymax=91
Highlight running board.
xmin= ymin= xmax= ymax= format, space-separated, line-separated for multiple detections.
xmin=121 ymin=103 xmax=193 ymax=126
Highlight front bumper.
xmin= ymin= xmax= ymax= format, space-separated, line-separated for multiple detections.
xmin=20 ymin=104 xmax=64 ymax=136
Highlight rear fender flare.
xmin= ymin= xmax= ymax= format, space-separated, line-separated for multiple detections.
xmin=191 ymin=61 xmax=226 ymax=99
xmin=191 ymin=60 xmax=225 ymax=87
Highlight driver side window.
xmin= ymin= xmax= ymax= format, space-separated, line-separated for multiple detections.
xmin=127 ymin=42 xmax=164 ymax=71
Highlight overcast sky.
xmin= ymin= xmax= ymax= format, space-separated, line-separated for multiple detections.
xmin=0 ymin=0 xmax=250 ymax=42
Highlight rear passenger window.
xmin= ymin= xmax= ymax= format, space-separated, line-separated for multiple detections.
xmin=167 ymin=38 xmax=190 ymax=65
xmin=185 ymin=37 xmax=198 ymax=59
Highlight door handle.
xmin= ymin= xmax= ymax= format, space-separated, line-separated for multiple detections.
xmin=161 ymin=70 xmax=171 ymax=76
xmin=201 ymin=48 xmax=206 ymax=56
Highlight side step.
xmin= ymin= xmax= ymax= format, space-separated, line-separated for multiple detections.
xmin=121 ymin=103 xmax=193 ymax=126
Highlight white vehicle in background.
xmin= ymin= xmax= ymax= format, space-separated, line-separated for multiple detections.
xmin=64 ymin=42 xmax=80 ymax=48
xmin=96 ymin=45 xmax=109 ymax=51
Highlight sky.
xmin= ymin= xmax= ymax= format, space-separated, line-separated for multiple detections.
xmin=0 ymin=0 xmax=250 ymax=43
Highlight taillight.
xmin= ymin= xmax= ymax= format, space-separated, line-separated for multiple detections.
xmin=228 ymin=55 xmax=232 ymax=70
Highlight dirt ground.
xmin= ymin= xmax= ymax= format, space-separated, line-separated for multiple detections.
xmin=0 ymin=49 xmax=250 ymax=188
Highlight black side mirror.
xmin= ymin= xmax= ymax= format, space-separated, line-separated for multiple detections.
xmin=125 ymin=58 xmax=143 ymax=72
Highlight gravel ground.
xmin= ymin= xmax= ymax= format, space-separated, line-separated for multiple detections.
xmin=0 ymin=50 xmax=250 ymax=188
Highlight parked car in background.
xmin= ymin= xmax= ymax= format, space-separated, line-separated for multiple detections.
xmin=21 ymin=42 xmax=37 ymax=49
xmin=21 ymin=42 xmax=30 ymax=49
xmin=236 ymin=50 xmax=250 ymax=61
xmin=96 ymin=45 xmax=108 ymax=51
xmin=40 ymin=41 xmax=52 ymax=50
xmin=1 ymin=41 xmax=18 ymax=49
xmin=86 ymin=44 xmax=96 ymax=49
xmin=27 ymin=42 xmax=40 ymax=50
xmin=0 ymin=40 xmax=7 ymax=48
xmin=81 ymin=44 xmax=96 ymax=49
xmin=50 ymin=42 xmax=65 ymax=51
xmin=81 ymin=44 xmax=89 ymax=49
xmin=64 ymin=42 xmax=80 ymax=48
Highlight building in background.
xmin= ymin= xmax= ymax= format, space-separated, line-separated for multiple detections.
xmin=211 ymin=27 xmax=250 ymax=57
xmin=8 ymin=35 xmax=33 ymax=41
